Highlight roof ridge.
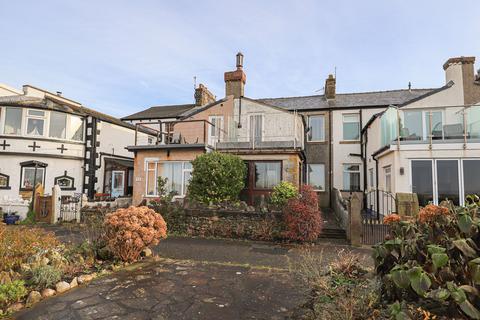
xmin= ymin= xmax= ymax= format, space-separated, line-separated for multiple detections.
xmin=257 ymin=87 xmax=436 ymax=101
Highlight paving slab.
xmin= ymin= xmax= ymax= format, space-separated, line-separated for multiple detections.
xmin=15 ymin=258 xmax=305 ymax=320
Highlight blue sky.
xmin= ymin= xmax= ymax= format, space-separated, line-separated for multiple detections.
xmin=1 ymin=0 xmax=479 ymax=117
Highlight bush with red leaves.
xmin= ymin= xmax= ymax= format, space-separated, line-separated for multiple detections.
xmin=283 ymin=185 xmax=322 ymax=242
xmin=104 ymin=206 xmax=167 ymax=262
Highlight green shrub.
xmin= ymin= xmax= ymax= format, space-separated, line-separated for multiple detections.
xmin=19 ymin=210 xmax=36 ymax=225
xmin=270 ymin=181 xmax=298 ymax=207
xmin=29 ymin=265 xmax=63 ymax=289
xmin=374 ymin=200 xmax=480 ymax=319
xmin=188 ymin=152 xmax=246 ymax=205
xmin=0 ymin=280 xmax=27 ymax=308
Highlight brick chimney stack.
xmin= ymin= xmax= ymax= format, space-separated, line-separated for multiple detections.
xmin=325 ymin=74 xmax=336 ymax=100
xmin=194 ymin=84 xmax=215 ymax=106
xmin=224 ymin=52 xmax=246 ymax=98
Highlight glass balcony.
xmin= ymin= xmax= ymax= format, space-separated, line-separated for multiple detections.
xmin=380 ymin=105 xmax=480 ymax=147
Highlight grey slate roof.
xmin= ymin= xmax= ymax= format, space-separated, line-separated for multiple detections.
xmin=121 ymin=104 xmax=195 ymax=120
xmin=257 ymin=88 xmax=435 ymax=111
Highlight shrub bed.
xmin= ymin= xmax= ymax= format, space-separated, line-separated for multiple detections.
xmin=374 ymin=200 xmax=480 ymax=319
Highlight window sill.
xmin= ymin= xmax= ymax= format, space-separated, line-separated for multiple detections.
xmin=0 ymin=186 xmax=11 ymax=190
xmin=339 ymin=140 xmax=360 ymax=144
xmin=307 ymin=140 xmax=328 ymax=144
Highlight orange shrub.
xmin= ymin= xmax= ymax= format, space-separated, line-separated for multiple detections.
xmin=0 ymin=224 xmax=59 ymax=272
xmin=383 ymin=214 xmax=401 ymax=225
xmin=418 ymin=204 xmax=450 ymax=224
xmin=104 ymin=206 xmax=167 ymax=262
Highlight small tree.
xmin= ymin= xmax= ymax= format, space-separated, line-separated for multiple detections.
xmin=188 ymin=152 xmax=246 ymax=205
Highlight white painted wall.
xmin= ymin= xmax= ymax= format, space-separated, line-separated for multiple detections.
xmin=0 ymin=154 xmax=83 ymax=199
xmin=332 ymin=107 xmax=385 ymax=190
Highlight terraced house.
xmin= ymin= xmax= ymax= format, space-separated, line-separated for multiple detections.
xmin=126 ymin=53 xmax=465 ymax=208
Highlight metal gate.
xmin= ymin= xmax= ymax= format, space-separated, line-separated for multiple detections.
xmin=362 ymin=215 xmax=390 ymax=245
xmin=362 ymin=190 xmax=394 ymax=245
xmin=59 ymin=195 xmax=81 ymax=222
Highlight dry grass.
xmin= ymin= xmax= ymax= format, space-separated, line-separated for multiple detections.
xmin=290 ymin=248 xmax=382 ymax=320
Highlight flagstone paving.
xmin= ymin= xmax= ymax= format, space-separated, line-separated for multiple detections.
xmin=15 ymin=258 xmax=305 ymax=320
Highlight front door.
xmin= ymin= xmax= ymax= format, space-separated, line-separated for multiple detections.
xmin=111 ymin=170 xmax=125 ymax=198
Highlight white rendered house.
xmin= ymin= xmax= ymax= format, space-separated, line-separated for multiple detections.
xmin=0 ymin=84 xmax=154 ymax=201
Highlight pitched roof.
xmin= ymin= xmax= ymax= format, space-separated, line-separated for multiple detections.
xmin=121 ymin=104 xmax=195 ymax=120
xmin=0 ymin=95 xmax=152 ymax=134
xmin=257 ymin=88 xmax=435 ymax=111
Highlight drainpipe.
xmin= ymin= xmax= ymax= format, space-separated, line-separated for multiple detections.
xmin=373 ymin=154 xmax=380 ymax=220
xmin=237 ymin=96 xmax=243 ymax=128
xmin=328 ymin=110 xmax=333 ymax=207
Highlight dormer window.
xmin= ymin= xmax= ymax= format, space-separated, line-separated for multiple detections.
xmin=26 ymin=109 xmax=46 ymax=136
xmin=3 ymin=107 xmax=22 ymax=135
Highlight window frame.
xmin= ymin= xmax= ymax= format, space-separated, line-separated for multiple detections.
xmin=384 ymin=166 xmax=392 ymax=192
xmin=0 ymin=173 xmax=11 ymax=190
xmin=343 ymin=163 xmax=361 ymax=191
xmin=25 ymin=109 xmax=47 ymax=137
xmin=54 ymin=171 xmax=76 ymax=190
xmin=342 ymin=113 xmax=360 ymax=141
xmin=307 ymin=163 xmax=325 ymax=191
xmin=144 ymin=160 xmax=192 ymax=198
xmin=20 ymin=166 xmax=46 ymax=191
xmin=2 ymin=107 xmax=23 ymax=135
xmin=49 ymin=111 xmax=68 ymax=139
xmin=307 ymin=115 xmax=325 ymax=142
xmin=253 ymin=160 xmax=282 ymax=190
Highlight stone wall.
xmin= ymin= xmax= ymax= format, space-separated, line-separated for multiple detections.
xmin=156 ymin=204 xmax=284 ymax=241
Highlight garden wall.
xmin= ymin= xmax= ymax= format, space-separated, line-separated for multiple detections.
xmin=157 ymin=205 xmax=284 ymax=241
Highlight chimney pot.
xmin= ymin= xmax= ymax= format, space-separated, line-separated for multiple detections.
xmin=225 ymin=53 xmax=247 ymax=98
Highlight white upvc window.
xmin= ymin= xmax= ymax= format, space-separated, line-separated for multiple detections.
xmin=145 ymin=161 xmax=192 ymax=197
xmin=369 ymin=168 xmax=374 ymax=188
xmin=342 ymin=113 xmax=360 ymax=141
xmin=208 ymin=115 xmax=224 ymax=146
xmin=343 ymin=164 xmax=361 ymax=191
xmin=26 ymin=109 xmax=46 ymax=136
xmin=384 ymin=166 xmax=392 ymax=192
xmin=49 ymin=111 xmax=67 ymax=139
xmin=308 ymin=115 xmax=325 ymax=141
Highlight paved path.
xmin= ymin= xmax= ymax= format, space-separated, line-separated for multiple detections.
xmin=15 ymin=258 xmax=304 ymax=320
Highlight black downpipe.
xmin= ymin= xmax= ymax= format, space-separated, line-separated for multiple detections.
xmin=328 ymin=110 xmax=333 ymax=207
xmin=373 ymin=155 xmax=380 ymax=220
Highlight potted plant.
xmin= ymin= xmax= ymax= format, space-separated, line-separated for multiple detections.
xmin=3 ymin=211 xmax=20 ymax=225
